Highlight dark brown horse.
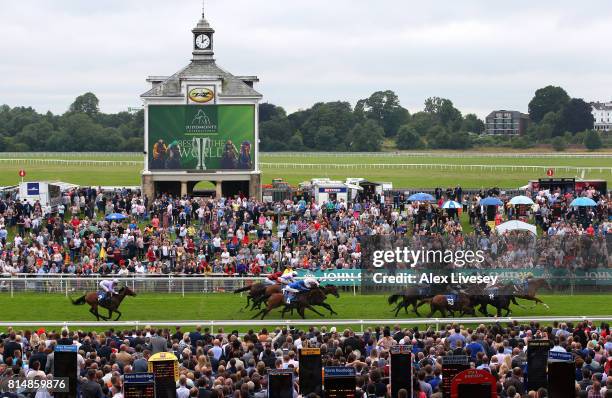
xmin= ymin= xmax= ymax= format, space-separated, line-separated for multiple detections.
xmin=252 ymin=285 xmax=338 ymax=320
xmin=71 ymin=286 xmax=137 ymax=320
xmin=284 ymin=285 xmax=340 ymax=317
xmin=511 ymin=277 xmax=551 ymax=309
xmin=234 ymin=283 xmax=282 ymax=310
xmin=420 ymin=292 xmax=475 ymax=318
xmin=388 ymin=286 xmax=432 ymax=317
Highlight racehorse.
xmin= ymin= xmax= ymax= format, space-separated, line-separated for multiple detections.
xmin=512 ymin=277 xmax=551 ymax=309
xmin=388 ymin=286 xmax=432 ymax=317
xmin=458 ymin=282 xmax=515 ymax=317
xmin=252 ymin=285 xmax=338 ymax=320
xmin=283 ymin=285 xmax=340 ymax=317
xmin=420 ymin=292 xmax=476 ymax=318
xmin=234 ymin=283 xmax=282 ymax=310
xmin=71 ymin=286 xmax=137 ymax=321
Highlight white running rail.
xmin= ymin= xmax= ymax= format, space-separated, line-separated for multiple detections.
xmin=1 ymin=316 xmax=611 ymax=333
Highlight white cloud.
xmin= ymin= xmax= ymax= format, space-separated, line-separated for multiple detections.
xmin=0 ymin=0 xmax=610 ymax=118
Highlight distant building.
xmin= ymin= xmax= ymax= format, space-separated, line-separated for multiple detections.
xmin=485 ymin=110 xmax=530 ymax=135
xmin=591 ymin=102 xmax=612 ymax=132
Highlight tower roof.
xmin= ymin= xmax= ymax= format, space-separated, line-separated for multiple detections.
xmin=141 ymin=60 xmax=261 ymax=98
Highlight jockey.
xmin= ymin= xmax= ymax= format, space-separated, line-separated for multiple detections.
xmin=263 ymin=270 xmax=297 ymax=286
xmin=278 ymin=270 xmax=298 ymax=286
xmin=283 ymin=276 xmax=319 ymax=304
xmin=99 ymin=278 xmax=119 ymax=302
xmin=513 ymin=272 xmax=533 ymax=294
xmin=263 ymin=270 xmax=283 ymax=286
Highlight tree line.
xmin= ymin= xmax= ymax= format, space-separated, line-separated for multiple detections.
xmin=261 ymin=87 xmax=604 ymax=152
xmin=0 ymin=93 xmax=143 ymax=151
xmin=0 ymin=87 xmax=605 ymax=152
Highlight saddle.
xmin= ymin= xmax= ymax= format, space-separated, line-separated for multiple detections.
xmin=444 ymin=294 xmax=457 ymax=306
xmin=98 ymin=291 xmax=113 ymax=304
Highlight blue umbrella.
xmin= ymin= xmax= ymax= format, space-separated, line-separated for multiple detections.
xmin=569 ymin=197 xmax=597 ymax=207
xmin=408 ymin=192 xmax=435 ymax=202
xmin=105 ymin=213 xmax=127 ymax=221
xmin=442 ymin=200 xmax=462 ymax=209
xmin=479 ymin=197 xmax=503 ymax=206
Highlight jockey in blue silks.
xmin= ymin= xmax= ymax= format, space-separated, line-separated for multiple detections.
xmin=283 ymin=277 xmax=319 ymax=304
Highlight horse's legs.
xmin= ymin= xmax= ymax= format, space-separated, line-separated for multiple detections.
xmin=426 ymin=303 xmax=436 ymax=318
xmin=412 ymin=301 xmax=421 ymax=317
xmin=318 ymin=302 xmax=336 ymax=316
xmin=90 ymin=307 xmax=99 ymax=321
xmin=260 ymin=307 xmax=272 ymax=320
xmin=114 ymin=310 xmax=122 ymax=321
xmin=305 ymin=305 xmax=325 ymax=317
xmin=393 ymin=303 xmax=402 ymax=317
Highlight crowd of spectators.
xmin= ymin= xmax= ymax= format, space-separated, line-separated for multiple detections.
xmin=0 ymin=184 xmax=610 ymax=277
xmin=1 ymin=320 xmax=611 ymax=397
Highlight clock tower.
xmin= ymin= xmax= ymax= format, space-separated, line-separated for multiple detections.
xmin=192 ymin=4 xmax=214 ymax=60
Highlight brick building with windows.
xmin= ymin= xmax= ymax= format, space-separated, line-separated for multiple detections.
xmin=485 ymin=110 xmax=530 ymax=135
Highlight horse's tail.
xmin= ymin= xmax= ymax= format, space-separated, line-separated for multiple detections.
xmin=233 ymin=285 xmax=252 ymax=294
xmin=71 ymin=295 xmax=87 ymax=305
xmin=388 ymin=294 xmax=403 ymax=305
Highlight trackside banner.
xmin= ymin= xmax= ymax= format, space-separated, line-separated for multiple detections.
xmin=296 ymin=268 xmax=612 ymax=287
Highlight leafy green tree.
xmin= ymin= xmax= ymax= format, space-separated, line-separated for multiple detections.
xmin=424 ymin=97 xmax=462 ymax=129
xmin=560 ymin=98 xmax=594 ymax=133
xmin=14 ymin=121 xmax=54 ymax=149
xmin=301 ymin=102 xmax=356 ymax=149
xmin=540 ymin=111 xmax=564 ymax=137
xmin=583 ymin=130 xmax=602 ymax=151
xmin=59 ymin=113 xmax=104 ymax=151
xmin=69 ymin=92 xmax=100 ymax=116
xmin=461 ymin=114 xmax=485 ymax=134
xmin=355 ymin=90 xmax=409 ymax=137
xmin=348 ymin=120 xmax=384 ymax=151
xmin=528 ymin=86 xmax=570 ymax=123
xmin=314 ymin=126 xmax=338 ymax=150
xmin=409 ymin=112 xmax=435 ymax=136
xmin=287 ymin=131 xmax=304 ymax=151
xmin=395 ymin=125 xmax=424 ymax=149
xmin=551 ymin=136 xmax=566 ymax=151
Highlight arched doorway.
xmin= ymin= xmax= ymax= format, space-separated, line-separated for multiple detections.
xmin=192 ymin=181 xmax=217 ymax=197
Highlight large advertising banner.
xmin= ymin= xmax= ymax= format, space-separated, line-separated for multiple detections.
xmin=148 ymin=104 xmax=255 ymax=171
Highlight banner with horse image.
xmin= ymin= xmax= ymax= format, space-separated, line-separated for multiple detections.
xmin=148 ymin=104 xmax=255 ymax=171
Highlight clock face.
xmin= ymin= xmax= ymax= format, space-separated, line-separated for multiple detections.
xmin=195 ymin=34 xmax=210 ymax=50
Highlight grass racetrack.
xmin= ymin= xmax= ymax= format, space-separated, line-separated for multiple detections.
xmin=1 ymin=152 xmax=611 ymax=188
xmin=1 ymin=293 xmax=610 ymax=328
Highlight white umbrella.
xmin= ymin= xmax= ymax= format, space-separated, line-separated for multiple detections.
xmin=509 ymin=195 xmax=534 ymax=205
xmin=442 ymin=200 xmax=462 ymax=209
xmin=495 ymin=220 xmax=537 ymax=235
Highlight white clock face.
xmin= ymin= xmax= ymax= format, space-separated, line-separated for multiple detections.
xmin=195 ymin=34 xmax=210 ymax=49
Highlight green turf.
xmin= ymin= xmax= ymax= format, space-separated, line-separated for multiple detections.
xmin=1 ymin=151 xmax=611 ymax=188
xmin=0 ymin=293 xmax=609 ymax=324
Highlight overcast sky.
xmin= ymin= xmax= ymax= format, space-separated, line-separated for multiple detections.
xmin=1 ymin=0 xmax=611 ymax=118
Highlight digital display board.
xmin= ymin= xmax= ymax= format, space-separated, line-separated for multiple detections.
xmin=123 ymin=373 xmax=155 ymax=398
xmin=324 ymin=367 xmax=356 ymax=398
xmin=53 ymin=345 xmax=77 ymax=398
xmin=299 ymin=348 xmax=322 ymax=396
xmin=268 ymin=370 xmax=293 ymax=398
xmin=527 ymin=340 xmax=550 ymax=391
xmin=442 ymin=356 xmax=469 ymax=398
xmin=390 ymin=345 xmax=412 ymax=398
xmin=148 ymin=104 xmax=255 ymax=171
